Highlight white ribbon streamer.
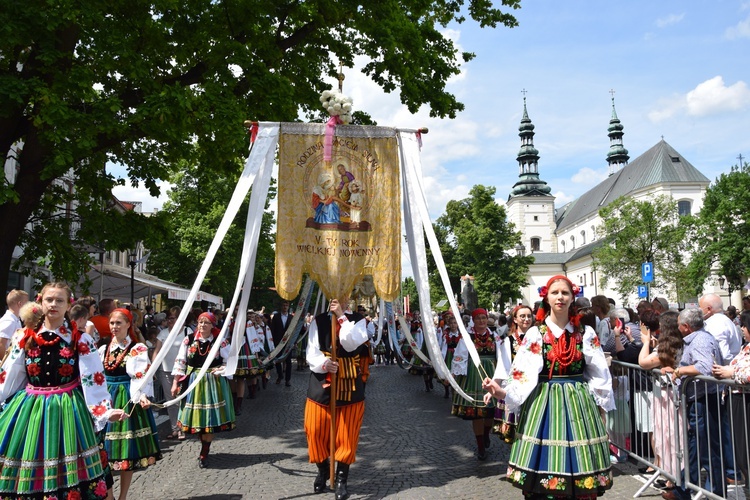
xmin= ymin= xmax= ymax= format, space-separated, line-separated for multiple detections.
xmin=398 ymin=131 xmax=479 ymax=402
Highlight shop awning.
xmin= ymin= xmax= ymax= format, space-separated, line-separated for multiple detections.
xmin=83 ymin=264 xmax=224 ymax=307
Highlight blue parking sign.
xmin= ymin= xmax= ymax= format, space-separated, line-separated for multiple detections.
xmin=642 ymin=262 xmax=654 ymax=283
xmin=638 ymin=285 xmax=648 ymax=298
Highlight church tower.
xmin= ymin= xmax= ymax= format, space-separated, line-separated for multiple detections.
xmin=606 ymin=93 xmax=629 ymax=176
xmin=505 ymin=96 xmax=557 ymax=254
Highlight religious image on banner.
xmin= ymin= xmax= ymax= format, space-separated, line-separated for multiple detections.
xmin=275 ymin=123 xmax=401 ymax=303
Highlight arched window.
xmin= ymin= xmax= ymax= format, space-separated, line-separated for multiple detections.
xmin=530 ymin=237 xmax=541 ymax=252
xmin=591 ymin=225 xmax=596 ymax=240
xmin=580 ymin=230 xmax=586 ymax=245
xmin=570 ymin=235 xmax=576 ymax=250
xmin=678 ymin=200 xmax=692 ymax=217
xmin=561 ymin=240 xmax=566 ymax=252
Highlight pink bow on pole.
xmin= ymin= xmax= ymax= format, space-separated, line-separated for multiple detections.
xmin=324 ymin=115 xmax=343 ymax=162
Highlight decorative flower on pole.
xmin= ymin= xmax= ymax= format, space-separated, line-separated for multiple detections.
xmin=320 ymin=89 xmax=353 ymax=124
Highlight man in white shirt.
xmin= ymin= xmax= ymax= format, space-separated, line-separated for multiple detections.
xmin=0 ymin=290 xmax=29 ymax=359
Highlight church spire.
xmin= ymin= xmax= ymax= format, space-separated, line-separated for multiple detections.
xmin=509 ymin=94 xmax=551 ymax=199
xmin=606 ymin=91 xmax=629 ymax=176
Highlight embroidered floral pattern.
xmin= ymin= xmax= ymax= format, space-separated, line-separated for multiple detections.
xmin=540 ymin=475 xmax=566 ymax=490
xmin=77 ymin=341 xmax=91 ymax=355
xmin=575 ymin=475 xmax=597 ymax=489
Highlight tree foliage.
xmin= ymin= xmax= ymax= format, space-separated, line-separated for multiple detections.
xmin=145 ymin=157 xmax=276 ymax=307
xmin=430 ymin=185 xmax=532 ymax=309
xmin=0 ymin=0 xmax=521 ymax=290
xmin=592 ymin=195 xmax=690 ymax=302
xmin=685 ymin=161 xmax=750 ymax=295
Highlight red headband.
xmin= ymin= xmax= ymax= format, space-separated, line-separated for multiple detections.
xmin=198 ymin=312 xmax=217 ymax=325
xmin=472 ymin=308 xmax=488 ymax=319
xmin=112 ymin=308 xmax=133 ymax=324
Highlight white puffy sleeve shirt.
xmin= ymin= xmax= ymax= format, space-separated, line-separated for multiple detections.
xmin=503 ymin=318 xmax=614 ymax=414
xmin=306 ymin=315 xmax=368 ymax=374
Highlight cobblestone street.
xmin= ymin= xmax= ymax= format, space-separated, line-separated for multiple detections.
xmin=121 ymin=362 xmax=662 ymax=499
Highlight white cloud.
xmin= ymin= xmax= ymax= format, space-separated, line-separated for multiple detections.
xmin=571 ymin=167 xmax=608 ymax=187
xmin=686 ymin=76 xmax=750 ymax=116
xmin=112 ymin=180 xmax=173 ymax=213
xmin=553 ymin=191 xmax=576 ymax=206
xmin=725 ymin=15 xmax=750 ymax=39
xmin=656 ymin=13 xmax=685 ymax=28
xmin=648 ymin=76 xmax=750 ymax=121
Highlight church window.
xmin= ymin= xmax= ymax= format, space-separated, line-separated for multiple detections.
xmin=678 ymin=200 xmax=691 ymax=216
xmin=580 ymin=230 xmax=586 ymax=245
xmin=591 ymin=225 xmax=596 ymax=239
xmin=533 ymin=215 xmax=538 ymax=221
xmin=561 ymin=240 xmax=566 ymax=252
xmin=531 ymin=237 xmax=541 ymax=252
xmin=570 ymin=235 xmax=575 ymax=249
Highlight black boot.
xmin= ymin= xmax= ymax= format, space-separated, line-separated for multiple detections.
xmin=334 ymin=462 xmax=350 ymax=500
xmin=313 ymin=458 xmax=329 ymax=494
xmin=443 ymin=384 xmax=450 ymax=399
xmin=424 ymin=377 xmax=431 ymax=392
xmin=235 ymin=396 xmax=243 ymax=415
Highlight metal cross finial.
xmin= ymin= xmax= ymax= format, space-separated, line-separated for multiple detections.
xmin=609 ymin=89 xmax=616 ymax=98
xmin=738 ymin=153 xmax=745 ymax=166
xmin=337 ymin=61 xmax=345 ymax=92
xmin=521 ymin=88 xmax=527 ymax=97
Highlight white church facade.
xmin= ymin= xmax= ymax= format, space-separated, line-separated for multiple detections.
xmin=505 ymin=98 xmax=711 ymax=308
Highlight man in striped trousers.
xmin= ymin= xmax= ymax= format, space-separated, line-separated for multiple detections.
xmin=304 ymin=298 xmax=370 ymax=500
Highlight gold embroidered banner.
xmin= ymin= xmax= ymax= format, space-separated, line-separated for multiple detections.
xmin=276 ymin=123 xmax=401 ymax=302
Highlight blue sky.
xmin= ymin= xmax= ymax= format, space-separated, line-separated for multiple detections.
xmin=114 ymin=0 xmax=750 ymax=222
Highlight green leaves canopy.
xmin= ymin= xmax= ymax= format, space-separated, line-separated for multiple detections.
xmin=0 ymin=0 xmax=520 ymax=290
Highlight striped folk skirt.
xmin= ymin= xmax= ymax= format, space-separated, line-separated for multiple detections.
xmin=178 ymin=370 xmax=236 ymax=434
xmin=235 ymin=342 xmax=264 ymax=379
xmin=507 ymin=377 xmax=613 ymax=498
xmin=0 ymin=382 xmax=109 ymax=499
xmin=451 ymin=355 xmax=496 ymax=420
xmin=103 ymin=375 xmax=162 ymax=470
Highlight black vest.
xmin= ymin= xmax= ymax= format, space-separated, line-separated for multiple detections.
xmin=306 ymin=311 xmax=368 ymax=406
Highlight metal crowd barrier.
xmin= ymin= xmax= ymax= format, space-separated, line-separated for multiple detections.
xmin=609 ymin=360 xmax=750 ymax=499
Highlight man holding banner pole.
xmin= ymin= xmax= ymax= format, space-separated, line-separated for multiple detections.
xmin=304 ymin=298 xmax=369 ymax=500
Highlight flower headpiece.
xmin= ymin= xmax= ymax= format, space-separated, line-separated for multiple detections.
xmin=320 ymin=89 xmax=353 ymax=124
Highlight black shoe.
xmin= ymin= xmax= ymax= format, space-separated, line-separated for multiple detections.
xmin=477 ymin=450 xmax=488 ymax=461
xmin=335 ymin=462 xmax=350 ymax=500
xmin=484 ymin=435 xmax=491 ymax=449
xmin=285 ymin=382 xmax=291 ymax=387
xmin=313 ymin=459 xmax=329 ymax=494
xmin=198 ymin=456 xmax=207 ymax=468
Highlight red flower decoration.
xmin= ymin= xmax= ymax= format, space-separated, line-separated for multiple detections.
xmin=60 ymin=347 xmax=74 ymax=359
xmin=94 ymin=479 xmax=107 ymax=496
xmin=92 ymin=404 xmax=107 ymax=416
xmin=530 ymin=342 xmax=542 ymax=355
xmin=512 ymin=368 xmax=524 ymax=380
xmin=67 ymin=490 xmax=82 ymax=500
xmin=94 ymin=372 xmax=106 ymax=385
xmin=27 ymin=363 xmax=41 ymax=376
xmin=99 ymin=450 xmax=109 ymax=469
xmin=58 ymin=364 xmax=74 ymax=377
xmin=537 ymin=286 xmax=548 ymax=298
xmin=59 ymin=326 xmax=67 ymax=335
xmin=28 ymin=347 xmax=41 ymax=358
xmin=591 ymin=336 xmax=601 ymax=348
xmin=135 ymin=372 xmax=143 ymax=379
xmin=0 ymin=371 xmax=7 ymax=383
xmin=77 ymin=341 xmax=91 ymax=355
xmin=188 ymin=346 xmax=197 ymax=354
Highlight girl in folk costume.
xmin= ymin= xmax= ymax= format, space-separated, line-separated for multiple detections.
xmin=170 ymin=312 xmax=235 ymax=468
xmin=450 ymin=308 xmax=499 ymax=461
xmin=483 ymin=276 xmax=614 ymax=499
xmin=255 ymin=313 xmax=275 ymax=389
xmin=233 ymin=315 xmax=268 ymax=412
xmin=98 ymin=308 xmax=161 ymax=500
xmin=0 ymin=282 xmax=128 ymax=500
xmin=407 ymin=318 xmax=435 ymax=391
xmin=493 ymin=304 xmax=534 ymax=442
xmin=438 ymin=313 xmax=461 ymax=398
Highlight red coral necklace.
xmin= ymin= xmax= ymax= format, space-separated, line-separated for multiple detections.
xmin=105 ymin=340 xmax=130 ymax=371
xmin=546 ymin=328 xmax=582 ymax=378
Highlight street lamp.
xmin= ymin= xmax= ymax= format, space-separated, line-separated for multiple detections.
xmin=129 ymin=252 xmax=137 ymax=305
xmin=718 ymin=276 xmax=726 ymax=289
xmin=515 ymin=243 xmax=526 ymax=257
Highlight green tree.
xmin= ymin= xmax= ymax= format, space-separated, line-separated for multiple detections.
xmin=145 ymin=156 xmax=276 ymax=306
xmin=431 ymin=185 xmax=532 ymax=309
xmin=592 ymin=195 xmax=690 ymax=302
xmin=0 ymin=0 xmax=520 ymax=290
xmin=686 ymin=161 xmax=750 ymax=295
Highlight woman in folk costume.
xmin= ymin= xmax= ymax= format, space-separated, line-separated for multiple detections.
xmin=233 ymin=315 xmax=268 ymax=412
xmin=0 ymin=282 xmax=128 ymax=500
xmin=450 ymin=308 xmax=498 ymax=460
xmin=438 ymin=313 xmax=461 ymax=398
xmin=304 ymin=298 xmax=369 ymax=500
xmin=170 ymin=312 xmax=235 ymax=468
xmin=483 ymin=276 xmax=614 ymax=499
xmin=493 ymin=304 xmax=534 ymax=442
xmin=98 ymin=308 xmax=161 ymax=500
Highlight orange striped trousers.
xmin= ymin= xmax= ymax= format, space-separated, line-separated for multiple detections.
xmin=304 ymin=399 xmax=365 ymax=465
